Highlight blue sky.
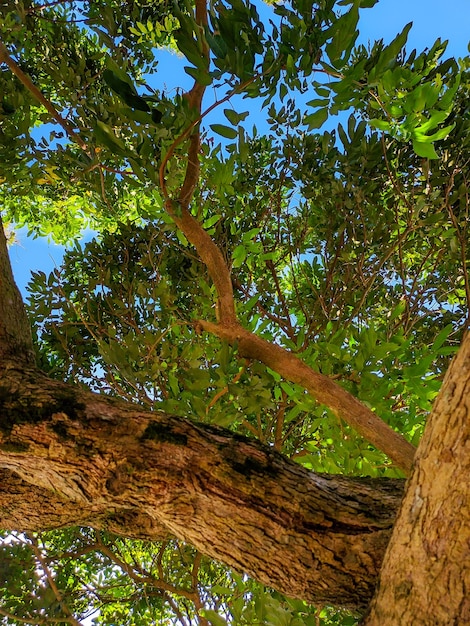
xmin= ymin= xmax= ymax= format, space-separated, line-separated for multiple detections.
xmin=8 ymin=0 xmax=470 ymax=296
xmin=358 ymin=0 xmax=469 ymax=60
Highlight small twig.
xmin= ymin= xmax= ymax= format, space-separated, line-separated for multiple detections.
xmin=381 ymin=134 xmax=414 ymax=211
xmin=95 ymin=533 xmax=198 ymax=601
xmin=206 ymin=365 xmax=245 ymax=414
xmin=265 ymin=258 xmax=295 ymax=337
xmin=189 ymin=552 xmax=210 ymax=626
xmin=26 ymin=533 xmax=83 ymax=626
xmin=241 ymin=418 xmax=260 ymax=438
xmin=274 ymin=389 xmax=287 ymax=450
xmin=233 ymin=277 xmax=295 ymax=339
xmin=444 ymin=167 xmax=470 ymax=326
xmin=0 ymin=606 xmax=42 ymax=625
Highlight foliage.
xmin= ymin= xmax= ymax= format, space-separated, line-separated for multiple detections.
xmin=1 ymin=0 xmax=469 ymax=623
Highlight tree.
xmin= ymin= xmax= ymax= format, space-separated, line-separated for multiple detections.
xmin=0 ymin=0 xmax=469 ymax=623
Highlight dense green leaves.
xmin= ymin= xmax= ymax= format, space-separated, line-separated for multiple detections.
xmin=1 ymin=0 xmax=469 ymax=623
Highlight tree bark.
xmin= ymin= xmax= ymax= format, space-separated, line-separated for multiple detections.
xmin=362 ymin=332 xmax=470 ymax=625
xmin=0 ymin=362 xmax=404 ymax=611
xmin=0 ymin=222 xmax=35 ymax=365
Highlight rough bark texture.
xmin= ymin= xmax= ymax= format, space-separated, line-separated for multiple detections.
xmin=0 ymin=224 xmax=35 ymax=365
xmin=362 ymin=332 xmax=470 ymax=625
xmin=0 ymin=363 xmax=404 ymax=611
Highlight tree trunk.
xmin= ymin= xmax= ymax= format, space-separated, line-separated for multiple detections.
xmin=0 ymin=222 xmax=35 ymax=365
xmin=362 ymin=333 xmax=470 ymax=625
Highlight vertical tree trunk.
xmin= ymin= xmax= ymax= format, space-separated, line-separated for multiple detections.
xmin=0 ymin=216 xmax=35 ymax=365
xmin=362 ymin=333 xmax=470 ymax=625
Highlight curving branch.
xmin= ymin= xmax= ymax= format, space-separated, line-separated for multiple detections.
xmin=152 ymin=1 xmax=416 ymax=472
xmin=198 ymin=320 xmax=416 ymax=473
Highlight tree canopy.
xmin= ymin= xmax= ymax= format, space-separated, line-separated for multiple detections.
xmin=0 ymin=0 xmax=469 ymax=624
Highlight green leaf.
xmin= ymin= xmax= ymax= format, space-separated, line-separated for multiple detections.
xmin=431 ymin=324 xmax=453 ymax=351
xmin=414 ymin=110 xmax=450 ymax=134
xmin=439 ymin=74 xmax=461 ymax=109
xmin=412 ymin=140 xmax=439 ymax=159
xmin=203 ymin=214 xmax=221 ymax=229
xmin=205 ymin=31 xmax=229 ymax=58
xmin=413 ymin=123 xmax=455 ymax=143
xmin=325 ymin=4 xmax=359 ymax=64
xmin=304 ymin=108 xmax=328 ymax=130
xmin=338 ymin=123 xmax=349 ymax=148
xmin=223 ymin=109 xmax=249 ymax=125
xmin=306 ymin=98 xmax=329 ymax=108
xmin=369 ymin=22 xmax=413 ymax=80
xmin=338 ymin=0 xmax=378 ymax=5
xmin=210 ymin=124 xmax=238 ymax=139
xmin=369 ymin=118 xmax=391 ymax=131
xmin=184 ymin=66 xmax=213 ymax=85
xmin=93 ymin=121 xmax=128 ymax=155
xmin=103 ymin=69 xmax=150 ymax=112
xmin=200 ymin=609 xmax=227 ymax=626
xmin=232 ymin=244 xmax=247 ymax=268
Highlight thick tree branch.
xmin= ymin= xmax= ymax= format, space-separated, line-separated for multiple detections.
xmin=0 ymin=43 xmax=415 ymax=471
xmin=0 ymin=467 xmax=170 ymax=539
xmin=1 ymin=0 xmax=412 ymax=490
xmin=0 ymin=364 xmax=404 ymax=610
